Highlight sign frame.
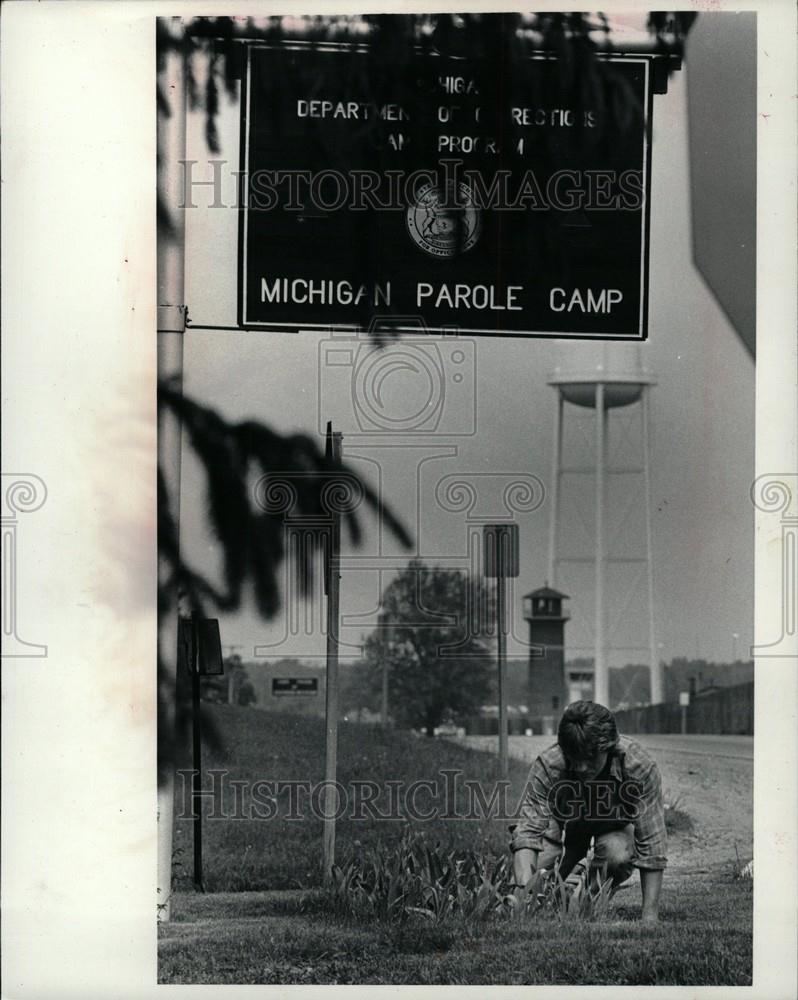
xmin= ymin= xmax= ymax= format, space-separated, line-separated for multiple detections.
xmin=272 ymin=676 xmax=320 ymax=696
xmin=237 ymin=39 xmax=656 ymax=341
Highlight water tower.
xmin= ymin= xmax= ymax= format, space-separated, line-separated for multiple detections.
xmin=547 ymin=342 xmax=661 ymax=707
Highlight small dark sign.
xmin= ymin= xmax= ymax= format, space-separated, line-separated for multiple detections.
xmin=240 ymin=41 xmax=653 ymax=339
xmin=272 ymin=677 xmax=319 ymax=696
xmin=178 ymin=617 xmax=225 ymax=676
xmin=196 ymin=619 xmax=224 ymax=676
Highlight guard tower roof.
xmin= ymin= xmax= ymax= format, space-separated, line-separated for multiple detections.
xmin=524 ymin=585 xmax=569 ymax=600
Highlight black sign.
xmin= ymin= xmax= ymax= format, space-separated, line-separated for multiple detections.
xmin=272 ymin=677 xmax=319 ymax=696
xmin=178 ymin=618 xmax=224 ymax=676
xmin=240 ymin=42 xmax=653 ymax=339
xmin=195 ymin=619 xmax=224 ymax=676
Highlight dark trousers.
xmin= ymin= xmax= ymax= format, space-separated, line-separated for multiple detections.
xmin=536 ymin=820 xmax=635 ymax=886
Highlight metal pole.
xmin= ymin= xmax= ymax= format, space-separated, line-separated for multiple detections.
xmin=548 ymin=392 xmax=564 ymax=588
xmin=642 ymin=388 xmax=662 ymax=704
xmin=381 ymin=657 xmax=389 ymax=726
xmin=323 ymin=430 xmax=342 ymax=884
xmin=157 ymin=16 xmax=187 ymax=923
xmin=594 ymin=384 xmax=608 ymax=706
xmin=497 ymin=544 xmax=508 ymax=781
xmin=680 ymin=703 xmax=688 ymax=736
xmin=190 ymin=620 xmax=204 ymax=891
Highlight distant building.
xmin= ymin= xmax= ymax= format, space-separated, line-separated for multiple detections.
xmin=524 ymin=585 xmax=593 ymax=720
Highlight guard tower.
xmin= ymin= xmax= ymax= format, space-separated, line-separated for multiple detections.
xmin=547 ymin=343 xmax=661 ymax=708
xmin=523 ymin=585 xmax=578 ymax=719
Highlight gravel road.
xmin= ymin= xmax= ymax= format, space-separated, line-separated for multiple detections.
xmin=456 ymin=734 xmax=754 ymax=874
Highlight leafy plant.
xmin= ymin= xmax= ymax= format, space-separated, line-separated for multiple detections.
xmin=327 ymin=830 xmax=621 ymax=926
xmin=731 ymin=843 xmax=753 ymax=881
xmin=663 ymin=793 xmax=693 ymax=834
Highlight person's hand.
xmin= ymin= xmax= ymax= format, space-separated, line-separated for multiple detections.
xmin=639 ymin=868 xmax=663 ymax=924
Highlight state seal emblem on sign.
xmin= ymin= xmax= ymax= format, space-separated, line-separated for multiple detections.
xmin=406 ymin=181 xmax=482 ymax=258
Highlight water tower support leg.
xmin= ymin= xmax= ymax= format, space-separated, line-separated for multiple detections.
xmin=642 ymin=388 xmax=662 ymax=703
xmin=594 ymin=384 xmax=608 ymax=706
xmin=548 ymin=393 xmax=563 ymax=588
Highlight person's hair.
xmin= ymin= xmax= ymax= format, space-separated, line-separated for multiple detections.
xmin=557 ymin=701 xmax=618 ymax=759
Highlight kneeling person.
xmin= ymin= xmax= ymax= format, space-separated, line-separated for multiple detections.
xmin=510 ymin=701 xmax=667 ymax=922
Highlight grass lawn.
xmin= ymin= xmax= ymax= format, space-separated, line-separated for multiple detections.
xmin=173 ymin=706 xmax=536 ymax=891
xmin=159 ymin=874 xmax=752 ymax=985
xmin=162 ymin=706 xmax=752 ymax=985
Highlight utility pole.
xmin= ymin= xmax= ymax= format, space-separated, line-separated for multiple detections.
xmin=547 ymin=393 xmax=563 ymax=588
xmin=186 ymin=617 xmax=223 ymax=893
xmin=484 ymin=524 xmax=519 ymax=782
xmin=222 ymin=645 xmax=243 ymax=703
xmin=642 ymin=388 xmax=662 ymax=704
xmin=189 ymin=618 xmax=204 ymax=891
xmin=679 ymin=690 xmax=690 ymax=735
xmin=496 ymin=568 xmax=508 ymax=780
xmin=381 ymin=657 xmax=389 ymax=726
xmin=322 ymin=424 xmax=342 ymax=883
xmin=157 ymin=16 xmax=187 ymax=923
xmin=594 ymin=383 xmax=608 ymax=707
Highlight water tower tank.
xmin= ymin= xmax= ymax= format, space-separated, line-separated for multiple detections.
xmin=548 ymin=342 xmax=653 ymax=408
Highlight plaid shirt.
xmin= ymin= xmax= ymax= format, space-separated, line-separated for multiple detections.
xmin=510 ymin=735 xmax=668 ymax=870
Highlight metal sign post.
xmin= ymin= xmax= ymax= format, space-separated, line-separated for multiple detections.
xmin=190 ymin=621 xmax=203 ymax=892
xmin=323 ymin=423 xmax=343 ymax=883
xmin=484 ymin=524 xmax=520 ymax=781
xmin=679 ymin=690 xmax=690 ymax=735
xmin=381 ymin=658 xmax=389 ymax=727
xmin=497 ymin=572 xmax=508 ymax=781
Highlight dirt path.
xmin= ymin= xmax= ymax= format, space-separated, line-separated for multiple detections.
xmin=646 ymin=744 xmax=753 ymax=873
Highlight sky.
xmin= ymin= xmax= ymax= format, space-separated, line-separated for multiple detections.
xmin=178 ymin=23 xmax=755 ymax=670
